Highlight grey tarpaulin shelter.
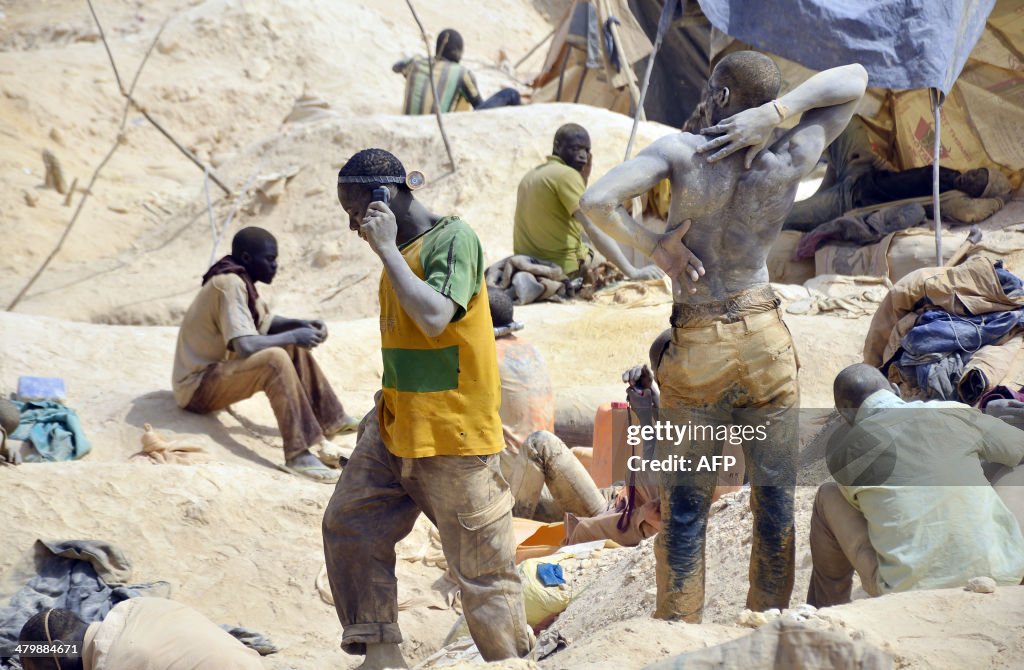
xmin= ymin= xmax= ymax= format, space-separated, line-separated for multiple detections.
xmin=696 ymin=0 xmax=998 ymax=264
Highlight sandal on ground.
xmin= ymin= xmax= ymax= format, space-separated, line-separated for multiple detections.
xmin=315 ymin=439 xmax=354 ymax=468
xmin=278 ymin=461 xmax=340 ymax=484
xmin=324 ymin=415 xmax=363 ymax=438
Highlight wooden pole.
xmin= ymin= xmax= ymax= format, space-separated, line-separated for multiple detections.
xmin=7 ymin=6 xmax=168 ymax=311
xmin=514 ymin=27 xmax=556 ymax=70
xmin=405 ymin=0 xmax=457 ymax=172
xmin=931 ymin=88 xmax=944 ymax=266
xmin=626 ymin=0 xmax=677 ymax=160
xmin=602 ymin=0 xmax=644 ymax=123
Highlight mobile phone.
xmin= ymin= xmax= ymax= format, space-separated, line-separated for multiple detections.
xmin=372 ymin=186 xmax=390 ymax=205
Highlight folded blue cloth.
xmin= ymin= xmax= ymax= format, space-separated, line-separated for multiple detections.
xmin=536 ymin=563 xmax=565 ymax=587
xmin=901 ymin=309 xmax=1024 ymax=357
xmin=10 ymin=400 xmax=91 ymax=462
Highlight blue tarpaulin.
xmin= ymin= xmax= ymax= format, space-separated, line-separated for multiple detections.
xmin=696 ymin=0 xmax=996 ymax=93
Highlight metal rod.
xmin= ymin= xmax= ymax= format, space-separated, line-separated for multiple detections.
xmin=932 ymin=89 xmax=944 ymax=266
xmin=625 ymin=0 xmax=676 ymax=160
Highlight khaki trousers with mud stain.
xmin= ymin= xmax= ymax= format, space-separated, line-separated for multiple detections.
xmin=185 ymin=345 xmax=348 ymax=460
xmin=321 ymin=409 xmax=533 ymax=661
xmin=655 ymin=305 xmax=799 ymax=623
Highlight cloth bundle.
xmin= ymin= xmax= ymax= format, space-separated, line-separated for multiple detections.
xmin=485 ymin=255 xmax=574 ymax=305
xmin=8 ymin=400 xmax=91 ymax=462
xmin=869 ymin=258 xmax=1024 ymax=403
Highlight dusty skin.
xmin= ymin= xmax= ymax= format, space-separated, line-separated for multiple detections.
xmin=580 ymin=62 xmax=869 ymax=302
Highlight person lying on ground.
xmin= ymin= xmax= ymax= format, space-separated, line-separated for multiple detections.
xmin=393 ymin=28 xmax=520 ymax=115
xmin=18 ymin=597 xmax=262 ymax=670
xmin=325 ymin=149 xmax=533 ymax=669
xmin=487 ymin=289 xmax=660 ymax=545
xmin=807 ymin=363 xmax=1024 ymax=607
xmin=784 ymin=115 xmax=994 ymax=232
xmin=512 ymin=123 xmax=664 ymax=296
xmin=580 ymin=51 xmax=868 ymax=622
xmin=172 ymin=226 xmax=359 ymax=483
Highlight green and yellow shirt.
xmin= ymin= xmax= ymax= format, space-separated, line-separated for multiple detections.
xmin=398 ymin=57 xmax=481 ymax=115
xmin=378 ymin=216 xmax=503 ymax=458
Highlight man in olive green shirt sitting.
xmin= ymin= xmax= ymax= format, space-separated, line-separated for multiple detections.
xmin=513 ymin=124 xmax=663 ymax=281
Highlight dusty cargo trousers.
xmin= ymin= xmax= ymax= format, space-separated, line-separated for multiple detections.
xmin=321 ymin=410 xmax=533 ymax=661
xmin=655 ymin=298 xmax=799 ymax=623
xmin=185 ymin=345 xmax=348 ymax=460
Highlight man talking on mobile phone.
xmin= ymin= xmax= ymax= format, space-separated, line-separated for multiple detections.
xmin=323 ymin=148 xmax=532 ymax=669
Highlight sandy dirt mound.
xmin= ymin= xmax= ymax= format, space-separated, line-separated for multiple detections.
xmin=3 ymin=104 xmax=676 ymax=326
xmin=0 ymin=299 xmax=868 ymax=470
xmin=539 ymin=487 xmax=1024 ymax=669
xmin=541 ymin=587 xmax=1024 ymax=669
xmin=1 ymin=0 xmax=648 ymax=324
xmin=0 ymin=462 xmax=455 ymax=670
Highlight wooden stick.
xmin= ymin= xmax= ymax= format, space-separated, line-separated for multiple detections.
xmin=404 ymin=0 xmax=457 ymax=172
xmin=7 ymin=8 xmax=168 ymax=311
xmin=7 ymin=139 xmax=122 ymax=310
xmin=944 ymin=226 xmax=982 ymax=267
xmin=604 ymin=7 xmax=644 ymax=122
xmin=210 ymin=160 xmax=266 ymax=265
xmin=203 ymin=166 xmax=218 ymax=266
xmin=91 ymin=1 xmax=231 ymax=195
xmin=320 ymin=271 xmax=374 ymax=303
xmin=514 ymin=27 xmax=555 ymax=69
xmin=63 ymin=178 xmax=78 ymax=207
xmin=133 ymin=103 xmax=231 ymax=195
xmin=87 ymin=0 xmax=126 ymax=95
xmin=625 ymin=0 xmax=676 ymax=160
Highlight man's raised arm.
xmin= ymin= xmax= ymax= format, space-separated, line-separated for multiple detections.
xmin=579 ymin=152 xmax=667 ymax=257
xmin=580 ymin=146 xmax=704 ymax=289
xmin=699 ymin=63 xmax=868 ymax=167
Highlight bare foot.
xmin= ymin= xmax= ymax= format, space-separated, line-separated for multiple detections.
xmin=357 ymin=643 xmax=407 ymax=670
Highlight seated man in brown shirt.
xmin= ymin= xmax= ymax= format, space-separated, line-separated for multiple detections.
xmin=172 ymin=227 xmax=358 ymax=482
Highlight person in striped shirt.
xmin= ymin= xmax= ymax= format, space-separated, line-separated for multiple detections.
xmin=393 ymin=28 xmax=520 ymax=115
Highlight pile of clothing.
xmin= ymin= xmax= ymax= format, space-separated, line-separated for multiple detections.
xmin=485 ymin=256 xmax=626 ymax=305
xmin=0 ymin=398 xmax=91 ymax=465
xmin=865 ymin=256 xmax=1024 ymax=405
xmin=485 ymin=255 xmax=579 ymax=305
xmin=0 ymin=540 xmax=276 ymax=669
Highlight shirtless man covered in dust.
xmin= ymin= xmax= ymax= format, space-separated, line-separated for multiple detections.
xmin=580 ymin=52 xmax=867 ymax=622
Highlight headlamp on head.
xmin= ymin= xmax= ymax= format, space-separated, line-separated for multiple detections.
xmin=336 ymin=170 xmax=426 ymax=191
